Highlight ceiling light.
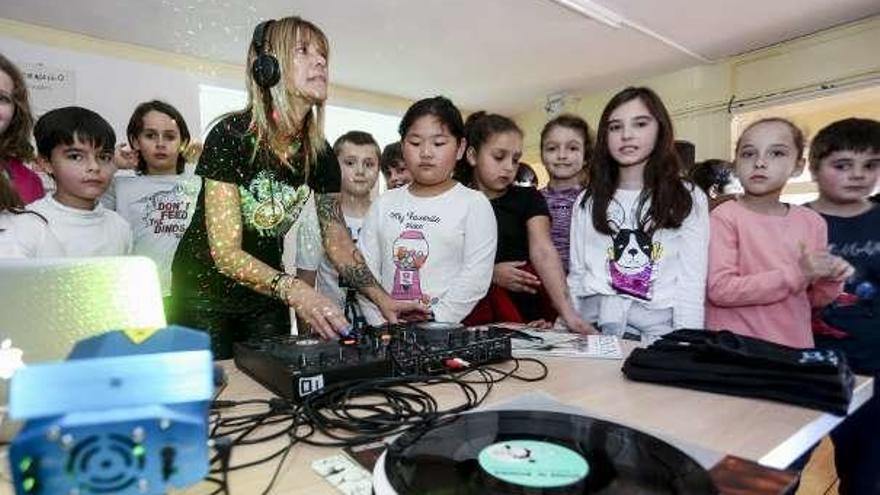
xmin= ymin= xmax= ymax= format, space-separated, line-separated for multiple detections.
xmin=548 ymin=0 xmax=624 ymax=29
xmin=546 ymin=0 xmax=713 ymax=62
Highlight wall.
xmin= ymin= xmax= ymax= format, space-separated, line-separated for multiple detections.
xmin=0 ymin=17 xmax=412 ymax=141
xmin=515 ymin=15 xmax=880 ymax=186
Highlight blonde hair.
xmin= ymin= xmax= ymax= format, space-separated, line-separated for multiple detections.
xmin=244 ymin=16 xmax=329 ymax=177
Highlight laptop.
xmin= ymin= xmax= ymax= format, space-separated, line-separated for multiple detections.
xmin=0 ymin=257 xmax=166 ymax=420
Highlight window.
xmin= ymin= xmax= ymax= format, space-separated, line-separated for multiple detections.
xmin=730 ymin=85 xmax=880 ymax=204
xmin=198 ymin=84 xmax=248 ymax=138
xmin=325 ymin=105 xmax=401 ymax=149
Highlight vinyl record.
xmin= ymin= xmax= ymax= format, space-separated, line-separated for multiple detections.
xmin=380 ymin=410 xmax=716 ymax=495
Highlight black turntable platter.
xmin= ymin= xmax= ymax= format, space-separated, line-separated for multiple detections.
xmin=382 ymin=410 xmax=717 ymax=494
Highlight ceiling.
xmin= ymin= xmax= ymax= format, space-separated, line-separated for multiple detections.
xmin=1 ymin=0 xmax=878 ymax=114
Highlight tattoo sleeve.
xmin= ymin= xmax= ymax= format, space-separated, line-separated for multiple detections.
xmin=204 ymin=179 xmax=280 ymax=295
xmin=315 ymin=191 xmax=346 ymax=231
xmin=315 ymin=192 xmax=380 ymax=291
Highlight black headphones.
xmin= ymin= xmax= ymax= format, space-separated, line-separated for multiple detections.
xmin=251 ymin=20 xmax=280 ymax=88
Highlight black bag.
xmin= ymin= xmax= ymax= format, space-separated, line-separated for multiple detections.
xmin=622 ymin=329 xmax=855 ymax=415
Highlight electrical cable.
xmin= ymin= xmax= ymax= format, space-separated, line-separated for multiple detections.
xmin=206 ymin=357 xmax=547 ymax=493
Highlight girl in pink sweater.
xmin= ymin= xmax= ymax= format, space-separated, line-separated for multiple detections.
xmin=706 ymin=118 xmax=852 ymax=348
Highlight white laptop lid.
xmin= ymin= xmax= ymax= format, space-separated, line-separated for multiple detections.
xmin=0 ymin=256 xmax=166 ymax=408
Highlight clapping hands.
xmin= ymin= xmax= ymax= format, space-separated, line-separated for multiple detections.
xmin=798 ymin=243 xmax=854 ymax=283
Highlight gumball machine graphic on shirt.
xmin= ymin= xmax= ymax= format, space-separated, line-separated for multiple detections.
xmin=392 ymin=230 xmax=429 ymax=300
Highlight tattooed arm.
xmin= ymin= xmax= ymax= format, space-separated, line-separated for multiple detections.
xmin=315 ymin=192 xmax=428 ymax=322
xmin=205 ymin=179 xmax=347 ymax=337
xmin=205 ymin=179 xmax=280 ymax=294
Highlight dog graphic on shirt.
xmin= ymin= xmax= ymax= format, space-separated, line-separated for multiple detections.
xmin=607 ymin=229 xmax=663 ymax=301
xmin=605 ymin=200 xmax=663 ymax=300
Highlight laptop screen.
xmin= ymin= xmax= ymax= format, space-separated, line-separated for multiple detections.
xmin=0 ymin=256 xmax=166 ymax=407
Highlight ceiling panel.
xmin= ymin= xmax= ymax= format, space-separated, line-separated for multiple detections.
xmin=0 ymin=0 xmax=876 ymax=113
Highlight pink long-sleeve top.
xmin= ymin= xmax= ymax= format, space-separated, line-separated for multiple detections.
xmin=705 ymin=200 xmax=843 ymax=348
xmin=3 ymin=158 xmax=44 ymax=204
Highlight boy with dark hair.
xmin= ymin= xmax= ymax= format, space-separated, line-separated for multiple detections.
xmin=379 ymin=142 xmax=411 ymax=189
xmin=29 ymin=107 xmax=132 ymax=256
xmin=296 ymin=130 xmax=381 ymax=313
xmin=807 ymin=117 xmax=880 ymax=495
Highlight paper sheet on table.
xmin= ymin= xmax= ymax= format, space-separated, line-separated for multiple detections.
xmin=509 ymin=330 xmax=623 ymax=360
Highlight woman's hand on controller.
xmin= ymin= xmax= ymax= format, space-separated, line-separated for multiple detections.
xmin=282 ymin=279 xmax=348 ymax=339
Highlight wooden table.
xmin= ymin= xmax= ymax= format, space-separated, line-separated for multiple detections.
xmin=181 ymin=347 xmax=873 ymax=494
xmin=0 ymin=347 xmax=870 ymax=495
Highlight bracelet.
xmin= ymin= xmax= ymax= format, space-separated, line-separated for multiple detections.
xmin=269 ymin=272 xmax=288 ymax=299
xmin=276 ymin=275 xmax=297 ymax=300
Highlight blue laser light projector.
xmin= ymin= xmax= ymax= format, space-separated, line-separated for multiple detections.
xmin=8 ymin=326 xmax=212 ymax=495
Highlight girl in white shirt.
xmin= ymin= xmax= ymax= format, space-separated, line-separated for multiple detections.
xmin=358 ymin=97 xmax=497 ymax=324
xmin=568 ymin=87 xmax=709 ymax=343
xmin=0 ymin=171 xmax=62 ymax=258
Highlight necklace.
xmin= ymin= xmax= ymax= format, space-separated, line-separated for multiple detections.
xmin=269 ymin=139 xmax=301 ymax=163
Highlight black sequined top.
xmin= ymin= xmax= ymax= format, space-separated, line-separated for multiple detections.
xmin=171 ymin=111 xmax=340 ymax=312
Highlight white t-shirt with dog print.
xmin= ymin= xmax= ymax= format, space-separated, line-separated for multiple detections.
xmin=357 ymin=183 xmax=497 ymax=324
xmin=568 ymin=186 xmax=709 ymax=340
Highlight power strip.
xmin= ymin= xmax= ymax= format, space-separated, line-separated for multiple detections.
xmin=311 ymin=454 xmax=372 ymax=495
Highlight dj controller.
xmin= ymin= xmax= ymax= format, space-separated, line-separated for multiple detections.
xmin=233 ymin=322 xmax=512 ymax=401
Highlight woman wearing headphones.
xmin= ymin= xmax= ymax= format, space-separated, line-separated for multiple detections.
xmin=170 ymin=17 xmax=425 ymax=359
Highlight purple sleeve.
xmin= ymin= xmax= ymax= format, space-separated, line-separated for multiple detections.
xmin=542 ymin=188 xmax=580 ymax=273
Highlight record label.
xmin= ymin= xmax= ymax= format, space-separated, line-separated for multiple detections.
xmin=478 ymin=440 xmax=589 ymax=488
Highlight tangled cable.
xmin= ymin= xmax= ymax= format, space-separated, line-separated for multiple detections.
xmin=204 ymin=357 xmax=547 ymax=494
